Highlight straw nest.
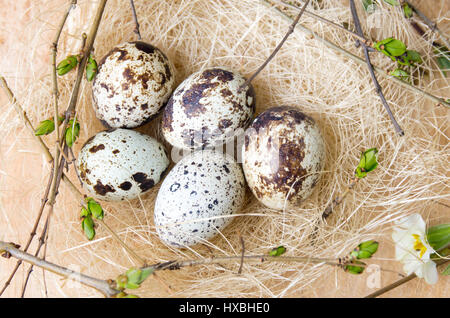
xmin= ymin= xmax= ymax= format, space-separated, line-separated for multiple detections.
xmin=0 ymin=0 xmax=448 ymax=297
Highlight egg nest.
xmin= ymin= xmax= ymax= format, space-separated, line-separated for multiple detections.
xmin=0 ymin=0 xmax=449 ymax=297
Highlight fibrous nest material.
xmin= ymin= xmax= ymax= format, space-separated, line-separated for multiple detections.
xmin=0 ymin=0 xmax=448 ymax=297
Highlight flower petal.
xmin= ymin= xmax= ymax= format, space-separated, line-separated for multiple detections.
xmin=395 ymin=213 xmax=426 ymax=233
xmin=423 ymin=261 xmax=438 ymax=285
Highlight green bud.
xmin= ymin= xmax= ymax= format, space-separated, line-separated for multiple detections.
xmin=125 ymin=267 xmax=154 ymax=289
xmin=269 ymin=246 xmax=286 ymax=257
xmin=87 ymin=198 xmax=103 ymax=220
xmin=81 ymin=215 xmax=95 ymax=240
xmin=390 ymin=68 xmax=409 ymax=81
xmin=374 ymin=38 xmax=407 ymax=57
xmin=34 ymin=120 xmax=55 ymax=136
xmin=34 ymin=115 xmax=64 ymax=136
xmin=116 ymin=274 xmax=128 ymax=290
xmin=406 ymin=50 xmax=422 ymax=64
xmin=426 ymin=223 xmax=450 ymax=252
xmin=345 ymin=261 xmax=366 ymax=274
xmin=86 ymin=55 xmax=98 ymax=82
xmin=355 ymin=148 xmax=378 ymax=178
xmin=57 ymin=55 xmax=78 ymax=76
xmin=435 ymin=46 xmax=450 ymax=77
xmin=351 ymin=240 xmax=379 ymax=259
xmin=80 ymin=207 xmax=90 ymax=218
xmin=65 ymin=119 xmax=80 ymax=147
xmin=122 ymin=294 xmax=139 ymax=298
xmin=402 ymin=3 xmax=413 ymax=18
xmin=362 ymin=0 xmax=376 ymax=13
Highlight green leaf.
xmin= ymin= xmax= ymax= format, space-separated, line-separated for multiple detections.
xmin=122 ymin=294 xmax=139 ymax=298
xmin=86 ymin=55 xmax=98 ymax=82
xmin=345 ymin=260 xmax=366 ymax=274
xmin=355 ymin=148 xmax=379 ymax=178
xmin=383 ymin=0 xmax=399 ymax=5
xmin=362 ymin=0 xmax=376 ymax=13
xmin=384 ymin=39 xmax=407 ymax=57
xmin=81 ymin=216 xmax=95 ymax=240
xmin=269 ymin=246 xmax=286 ymax=257
xmin=124 ymin=267 xmax=154 ymax=289
xmin=390 ymin=68 xmax=410 ymax=81
xmin=125 ymin=282 xmax=140 ymax=290
xmin=435 ymin=46 xmax=450 ymax=76
xmin=426 ymin=223 xmax=450 ymax=252
xmin=57 ymin=55 xmax=78 ymax=76
xmin=80 ymin=207 xmax=90 ymax=218
xmin=402 ymin=3 xmax=413 ymax=18
xmin=374 ymin=38 xmax=407 ymax=58
xmin=442 ymin=265 xmax=450 ymax=276
xmin=65 ymin=119 xmax=80 ymax=147
xmin=87 ymin=198 xmax=103 ymax=220
xmin=34 ymin=119 xmax=55 ymax=136
xmin=406 ymin=50 xmax=422 ymax=64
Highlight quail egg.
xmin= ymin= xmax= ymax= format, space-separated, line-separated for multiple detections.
xmin=77 ymin=128 xmax=169 ymax=201
xmin=92 ymin=41 xmax=175 ymax=128
xmin=154 ymin=150 xmax=246 ymax=247
xmin=242 ymin=106 xmax=325 ymax=210
xmin=162 ymin=67 xmax=255 ymax=150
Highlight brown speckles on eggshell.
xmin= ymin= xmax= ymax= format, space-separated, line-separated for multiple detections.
xmin=242 ymin=106 xmax=325 ymax=210
xmin=162 ymin=67 xmax=255 ymax=150
xmin=92 ymin=41 xmax=175 ymax=129
xmin=154 ymin=150 xmax=246 ymax=247
xmin=76 ymin=129 xmax=169 ymax=202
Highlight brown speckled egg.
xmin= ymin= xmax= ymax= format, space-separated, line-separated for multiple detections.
xmin=242 ymin=106 xmax=325 ymax=210
xmin=77 ymin=129 xmax=169 ymax=202
xmin=92 ymin=41 xmax=175 ymax=128
xmin=154 ymin=150 xmax=246 ymax=247
xmin=162 ymin=67 xmax=255 ymax=150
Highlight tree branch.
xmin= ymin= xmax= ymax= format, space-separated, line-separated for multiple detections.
xmin=349 ymin=0 xmax=404 ymax=136
xmin=129 ymin=0 xmax=142 ymax=40
xmin=0 ymin=241 xmax=120 ymax=298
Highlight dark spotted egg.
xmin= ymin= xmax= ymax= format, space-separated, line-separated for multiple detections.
xmin=162 ymin=67 xmax=255 ymax=150
xmin=77 ymin=129 xmax=169 ymax=201
xmin=154 ymin=150 xmax=246 ymax=247
xmin=242 ymin=106 xmax=325 ymax=210
xmin=92 ymin=41 xmax=175 ymax=128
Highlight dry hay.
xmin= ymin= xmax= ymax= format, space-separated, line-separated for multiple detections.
xmin=0 ymin=0 xmax=448 ymax=297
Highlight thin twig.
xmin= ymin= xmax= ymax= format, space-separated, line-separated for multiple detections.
xmin=322 ymin=177 xmax=359 ymax=220
xmin=0 ymin=241 xmax=120 ymax=298
xmin=129 ymin=0 xmax=142 ymax=40
xmin=259 ymin=0 xmax=449 ymax=108
xmin=350 ymin=0 xmax=404 ymax=136
xmin=238 ymin=0 xmax=310 ymax=92
xmin=238 ymin=236 xmax=245 ymax=274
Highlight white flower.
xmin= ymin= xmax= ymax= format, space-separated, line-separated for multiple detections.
xmin=392 ymin=213 xmax=438 ymax=285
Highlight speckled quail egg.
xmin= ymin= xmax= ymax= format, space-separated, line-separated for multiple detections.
xmin=242 ymin=106 xmax=325 ymax=210
xmin=162 ymin=67 xmax=255 ymax=150
xmin=77 ymin=128 xmax=169 ymax=202
xmin=92 ymin=41 xmax=175 ymax=128
xmin=154 ymin=150 xmax=246 ymax=247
